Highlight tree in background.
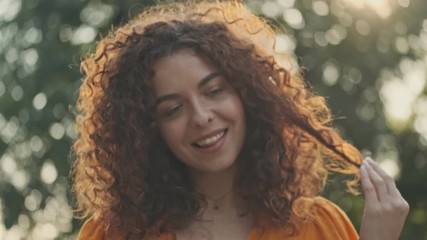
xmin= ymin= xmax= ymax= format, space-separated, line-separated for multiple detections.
xmin=0 ymin=0 xmax=425 ymax=239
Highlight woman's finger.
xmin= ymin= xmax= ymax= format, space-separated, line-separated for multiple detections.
xmin=360 ymin=162 xmax=379 ymax=204
xmin=364 ymin=159 xmax=389 ymax=201
xmin=359 ymin=158 xmax=410 ymax=240
xmin=366 ymin=158 xmax=399 ymax=197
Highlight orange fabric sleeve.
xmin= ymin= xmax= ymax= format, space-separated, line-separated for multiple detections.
xmin=77 ymin=217 xmax=174 ymax=240
xmin=310 ymin=197 xmax=359 ymax=240
xmin=247 ymin=197 xmax=359 ymax=240
xmin=77 ymin=218 xmax=107 ymax=240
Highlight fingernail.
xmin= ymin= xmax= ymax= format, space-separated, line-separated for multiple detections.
xmin=364 ymin=157 xmax=374 ymax=164
xmin=362 ymin=158 xmax=369 ymax=166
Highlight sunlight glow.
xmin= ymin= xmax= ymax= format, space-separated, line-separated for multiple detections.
xmin=341 ymin=0 xmax=393 ymax=18
xmin=379 ymin=158 xmax=400 ymax=179
xmin=414 ymin=96 xmax=427 ymax=141
xmin=374 ymin=134 xmax=401 ymax=179
xmin=380 ymin=59 xmax=426 ymax=131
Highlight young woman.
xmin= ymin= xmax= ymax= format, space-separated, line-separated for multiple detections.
xmin=72 ymin=1 xmax=409 ymax=239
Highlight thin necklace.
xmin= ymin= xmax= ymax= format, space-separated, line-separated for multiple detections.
xmin=205 ymin=189 xmax=233 ymax=210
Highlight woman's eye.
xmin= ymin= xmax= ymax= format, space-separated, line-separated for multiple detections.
xmin=165 ymin=105 xmax=182 ymax=117
xmin=206 ymin=87 xmax=224 ymax=97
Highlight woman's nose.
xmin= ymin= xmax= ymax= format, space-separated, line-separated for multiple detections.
xmin=189 ymin=100 xmax=214 ymax=128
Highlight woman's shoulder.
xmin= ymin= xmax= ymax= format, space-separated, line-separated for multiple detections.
xmin=308 ymin=196 xmax=359 ymax=239
xmin=77 ymin=217 xmax=173 ymax=240
xmin=249 ymin=196 xmax=359 ymax=240
xmin=77 ymin=217 xmax=108 ymax=240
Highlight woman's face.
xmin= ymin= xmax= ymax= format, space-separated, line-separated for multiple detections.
xmin=151 ymin=49 xmax=246 ymax=175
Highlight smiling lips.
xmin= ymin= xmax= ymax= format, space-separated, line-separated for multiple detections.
xmin=193 ymin=129 xmax=227 ymax=148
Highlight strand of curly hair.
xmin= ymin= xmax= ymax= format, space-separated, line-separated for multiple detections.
xmin=71 ymin=1 xmax=363 ymax=238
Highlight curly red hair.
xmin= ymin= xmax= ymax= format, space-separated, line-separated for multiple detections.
xmin=71 ymin=0 xmax=362 ymax=238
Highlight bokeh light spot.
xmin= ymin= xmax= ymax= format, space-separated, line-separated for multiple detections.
xmin=379 ymin=158 xmax=400 ymax=179
xmin=40 ymin=161 xmax=58 ymax=184
xmin=49 ymin=123 xmax=65 ymax=140
xmin=356 ymin=104 xmax=375 ymax=121
xmin=312 ymin=1 xmax=329 ymax=16
xmin=30 ymin=135 xmax=43 ymax=152
xmin=275 ymin=34 xmax=296 ymax=52
xmin=362 ymin=87 xmax=377 ymax=102
xmin=1 ymin=117 xmax=19 ymax=143
xmin=322 ymin=60 xmax=340 ymax=86
xmin=277 ymin=0 xmax=295 ymax=8
xmin=395 ymin=37 xmax=409 ymax=54
xmin=283 ymin=8 xmax=304 ymax=29
xmin=262 ymin=1 xmax=281 ymax=17
xmin=0 ymin=81 xmax=5 ymax=97
xmin=24 ymin=27 xmax=42 ymax=45
xmin=397 ymin=0 xmax=410 ymax=8
xmin=394 ymin=21 xmax=407 ymax=35
xmin=41 ymin=223 xmax=58 ymax=239
xmin=325 ymin=24 xmax=347 ymax=45
xmin=0 ymin=154 xmax=16 ymax=174
xmin=33 ymin=92 xmax=47 ymax=110
xmin=355 ymin=20 xmax=370 ymax=36
xmin=66 ymin=122 xmax=77 ymax=139
xmin=59 ymin=25 xmax=73 ymax=42
xmin=71 ymin=25 xmax=97 ymax=45
xmin=18 ymin=215 xmax=30 ymax=231
xmin=52 ymin=103 xmax=66 ymax=119
xmin=18 ymin=109 xmax=30 ymax=124
xmin=6 ymin=47 xmax=18 ymax=63
xmin=80 ymin=3 xmax=115 ymax=27
xmin=0 ymin=113 xmax=5 ymax=129
xmin=11 ymin=85 xmax=24 ymax=101
xmin=21 ymin=48 xmax=39 ymax=66
xmin=337 ymin=12 xmax=353 ymax=27
xmin=11 ymin=170 xmax=29 ymax=190
xmin=25 ymin=190 xmax=42 ymax=211
xmin=0 ymin=0 xmax=22 ymax=21
xmin=314 ymin=31 xmax=328 ymax=46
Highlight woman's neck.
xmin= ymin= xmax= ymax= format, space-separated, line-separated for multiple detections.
xmin=190 ymin=164 xmax=237 ymax=200
xmin=174 ymin=165 xmax=255 ymax=240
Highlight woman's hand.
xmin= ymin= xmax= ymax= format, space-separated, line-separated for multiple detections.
xmin=359 ymin=157 xmax=409 ymax=240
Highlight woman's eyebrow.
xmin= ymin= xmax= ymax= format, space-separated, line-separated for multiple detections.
xmin=197 ymin=71 xmax=223 ymax=89
xmin=153 ymin=72 xmax=223 ymax=108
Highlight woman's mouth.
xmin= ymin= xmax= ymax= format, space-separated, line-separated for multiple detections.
xmin=192 ymin=129 xmax=227 ymax=148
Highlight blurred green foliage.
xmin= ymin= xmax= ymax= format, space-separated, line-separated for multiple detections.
xmin=0 ymin=0 xmax=426 ymax=239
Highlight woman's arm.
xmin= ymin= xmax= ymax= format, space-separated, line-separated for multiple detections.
xmin=359 ymin=157 xmax=409 ymax=240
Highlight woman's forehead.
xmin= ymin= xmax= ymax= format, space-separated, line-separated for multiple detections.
xmin=151 ymin=50 xmax=219 ymax=93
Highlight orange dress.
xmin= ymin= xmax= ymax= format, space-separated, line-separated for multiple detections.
xmin=77 ymin=197 xmax=358 ymax=240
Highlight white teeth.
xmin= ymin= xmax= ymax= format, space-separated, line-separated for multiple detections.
xmin=196 ymin=131 xmax=225 ymax=147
